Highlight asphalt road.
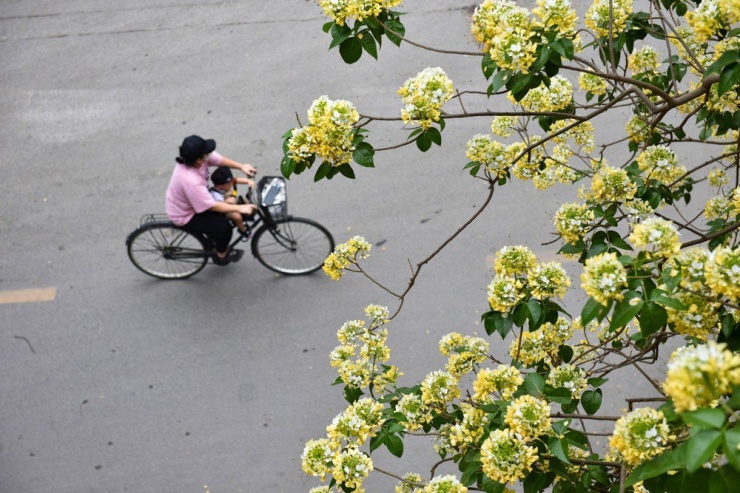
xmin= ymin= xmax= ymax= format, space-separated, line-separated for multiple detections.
xmin=0 ymin=1 xmax=706 ymax=492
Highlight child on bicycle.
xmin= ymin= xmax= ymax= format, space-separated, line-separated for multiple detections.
xmin=210 ymin=166 xmax=255 ymax=237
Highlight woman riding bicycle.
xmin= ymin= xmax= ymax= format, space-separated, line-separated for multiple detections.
xmin=165 ymin=135 xmax=258 ymax=266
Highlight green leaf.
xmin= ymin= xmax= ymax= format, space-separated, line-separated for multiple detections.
xmin=524 ymin=372 xmax=546 ymax=397
xmin=705 ymin=50 xmax=740 ymax=77
xmin=343 ymin=384 xmax=363 ymax=403
xmin=416 ymin=132 xmax=432 ymax=152
xmin=495 ymin=314 xmax=514 ymax=339
xmin=723 ymin=429 xmax=740 ymax=470
xmin=426 ymin=127 xmax=442 ymax=146
xmin=610 ymin=296 xmax=644 ymax=331
xmin=280 ymin=156 xmax=295 ymax=178
xmin=385 ymin=432 xmax=404 ymax=457
xmin=558 ymin=344 xmax=574 ymax=364
xmin=479 ymin=475 xmax=506 ymax=493
xmin=547 ymin=387 xmax=573 ymax=405
xmin=626 ymin=443 xmax=687 ymax=487
xmin=508 ymin=73 xmax=534 ymax=98
xmin=650 ymin=290 xmax=687 ymax=310
xmin=329 ymin=23 xmax=352 ymax=49
xmin=681 ymin=408 xmax=726 ymax=430
xmin=581 ymin=297 xmax=610 ymax=326
xmin=527 ymin=299 xmax=542 ymax=327
xmin=580 ymin=389 xmax=602 ymax=415
xmin=491 ymin=70 xmax=509 ymax=93
xmin=639 ymin=302 xmax=668 ymax=336
xmin=339 ymin=37 xmax=363 ymax=64
xmin=548 ymin=437 xmax=572 ymax=464
xmin=686 ymin=429 xmax=722 ymax=473
xmin=314 ymin=161 xmax=332 ymax=181
xmin=718 ymin=62 xmax=740 ymax=97
xmin=384 ymin=18 xmax=405 ymax=46
xmin=353 ymin=142 xmax=375 ymax=167
xmin=337 ymin=163 xmax=356 ymax=179
xmin=358 ymin=32 xmax=378 ymax=59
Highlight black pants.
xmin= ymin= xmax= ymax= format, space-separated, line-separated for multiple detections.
xmin=183 ymin=211 xmax=232 ymax=253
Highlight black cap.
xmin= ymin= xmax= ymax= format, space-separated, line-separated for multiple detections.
xmin=177 ymin=135 xmax=216 ymax=165
xmin=211 ymin=166 xmax=233 ymax=186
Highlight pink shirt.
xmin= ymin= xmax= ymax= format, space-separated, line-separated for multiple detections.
xmin=165 ymin=152 xmax=223 ymax=225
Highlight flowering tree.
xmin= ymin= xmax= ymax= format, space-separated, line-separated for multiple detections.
xmin=292 ymin=1 xmax=740 ymax=493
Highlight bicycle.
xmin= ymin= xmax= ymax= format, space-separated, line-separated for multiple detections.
xmin=126 ymin=176 xmax=335 ymax=279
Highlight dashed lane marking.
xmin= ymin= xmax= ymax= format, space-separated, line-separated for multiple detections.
xmin=0 ymin=288 xmax=57 ymax=304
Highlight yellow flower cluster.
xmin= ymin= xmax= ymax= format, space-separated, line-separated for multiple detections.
xmin=421 ymin=370 xmax=460 ymax=407
xmin=510 ymin=75 xmax=573 ymax=112
xmin=481 ymin=428 xmax=539 ymax=484
xmin=398 ymin=67 xmax=454 ymax=129
xmin=332 ymin=308 xmax=400 ymax=391
xmin=495 ymin=245 xmax=538 ymax=275
xmin=664 ymin=247 xmax=708 ymax=289
xmin=465 ymin=134 xmax=509 ymax=178
xmin=548 ymin=119 xmax=595 ymax=153
xmin=318 ymin=0 xmax=403 ymax=26
xmin=448 ymin=403 xmax=489 ymax=450
xmin=528 ymin=261 xmax=571 ymax=299
xmin=473 ymin=364 xmax=524 ymax=402
xmin=302 ymin=438 xmax=335 ymax=480
xmin=289 ymin=96 xmax=360 ymax=167
xmin=487 ymin=275 xmax=526 ymax=312
xmin=532 ymin=0 xmax=578 ymax=34
xmin=327 ymin=397 xmax=385 ymax=447
xmin=623 ymin=199 xmax=655 ymax=222
xmin=588 ymin=165 xmax=637 ymax=203
xmin=439 ymin=332 xmax=490 ymax=377
xmin=547 ymin=363 xmax=588 ymax=398
xmin=628 ymin=216 xmax=681 ymax=258
xmin=553 ymin=202 xmax=595 ymax=244
xmin=396 ymin=472 xmax=424 ymax=493
xmin=705 ymin=246 xmax=740 ymax=302
xmin=666 ymin=291 xmax=720 ymax=340
xmin=310 ymin=486 xmax=337 ymax=493
xmin=663 ymin=341 xmax=740 ymax=412
xmin=609 ymin=407 xmax=672 ymax=466
xmin=733 ymin=187 xmax=740 ymax=216
xmin=578 ymin=72 xmax=608 ymax=96
xmin=397 ymin=393 xmax=431 ymax=431
xmin=511 ymin=140 xmax=545 ymax=182
xmin=332 ymin=447 xmax=373 ymax=493
xmin=472 ymin=0 xmax=539 ymax=73
xmin=704 ymin=195 xmax=732 ymax=220
xmin=323 ymin=235 xmax=372 ymax=280
xmin=504 ymin=394 xmax=552 ymax=441
xmin=423 ymin=475 xmax=468 ymax=493
xmin=488 ymin=246 xmax=570 ymax=312
xmin=625 ymin=115 xmax=652 ymax=144
xmin=636 ymin=145 xmax=684 ymax=184
xmin=708 ymin=169 xmax=728 ymax=189
xmin=585 ymin=0 xmax=633 ymax=38
xmin=509 ymin=318 xmax=575 ymax=366
xmin=491 ymin=115 xmax=517 ymax=137
xmin=628 ymin=45 xmax=661 ymax=75
xmin=686 ymin=0 xmax=730 ymax=42
xmin=581 ymin=252 xmax=629 ymax=305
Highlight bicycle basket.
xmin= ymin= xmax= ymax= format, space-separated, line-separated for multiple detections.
xmin=257 ymin=176 xmax=288 ymax=222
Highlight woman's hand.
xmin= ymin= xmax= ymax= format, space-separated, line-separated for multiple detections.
xmin=240 ymin=163 xmax=257 ymax=178
xmin=238 ymin=203 xmax=258 ymax=216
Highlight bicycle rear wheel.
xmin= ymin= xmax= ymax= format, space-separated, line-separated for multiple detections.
xmin=126 ymin=222 xmax=210 ymax=279
xmin=251 ymin=217 xmax=334 ymax=275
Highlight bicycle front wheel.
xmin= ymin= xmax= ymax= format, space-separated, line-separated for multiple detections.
xmin=126 ymin=222 xmax=210 ymax=279
xmin=251 ymin=217 xmax=334 ymax=275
